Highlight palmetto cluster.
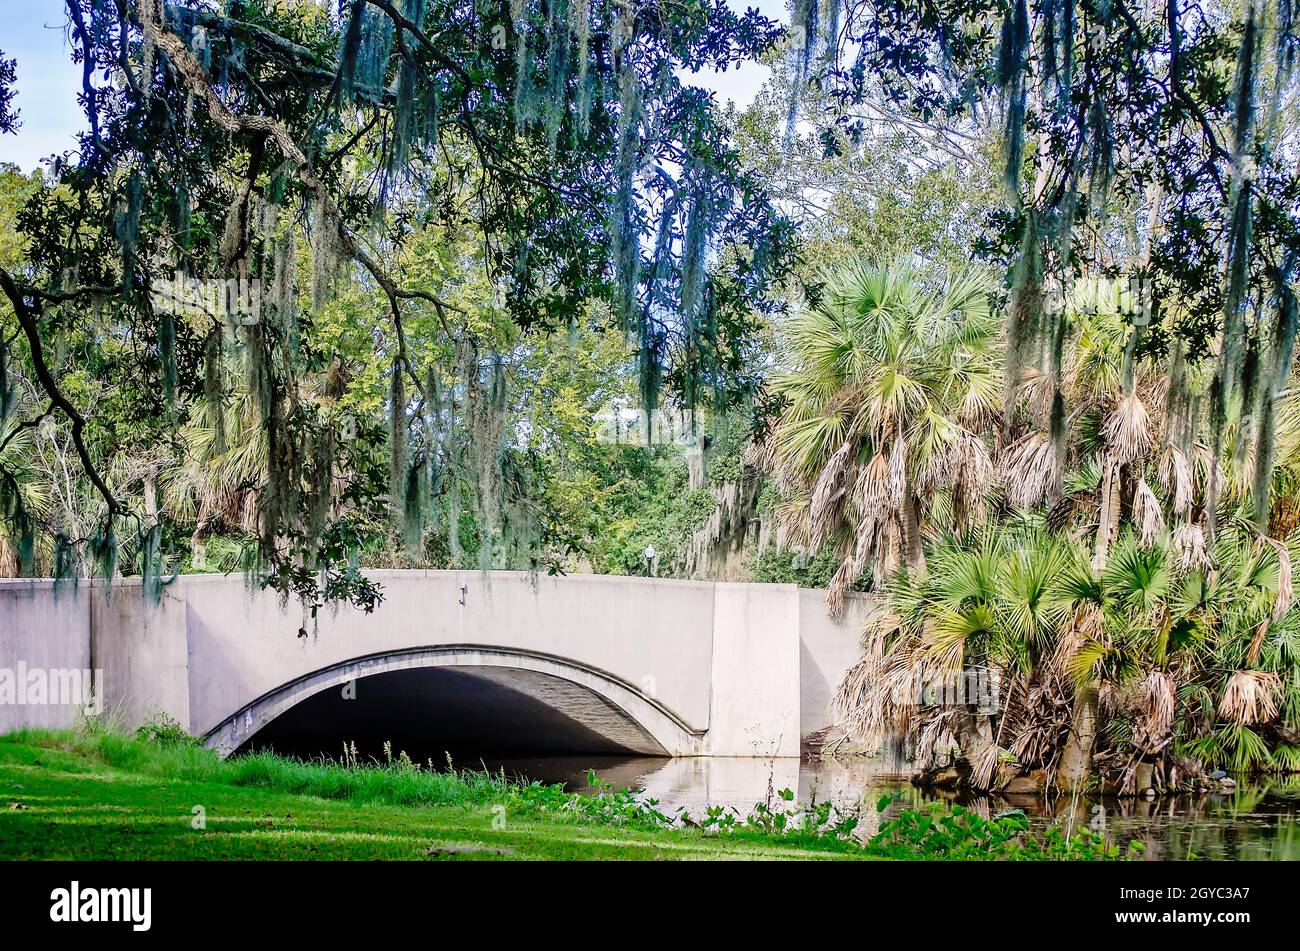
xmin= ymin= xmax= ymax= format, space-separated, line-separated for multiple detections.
xmin=767 ymin=260 xmax=1300 ymax=787
xmin=832 ymin=524 xmax=1300 ymax=791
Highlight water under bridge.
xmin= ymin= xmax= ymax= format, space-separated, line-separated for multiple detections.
xmin=0 ymin=572 xmax=872 ymax=758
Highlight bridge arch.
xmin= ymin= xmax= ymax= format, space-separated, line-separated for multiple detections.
xmin=205 ymin=645 xmax=705 ymax=759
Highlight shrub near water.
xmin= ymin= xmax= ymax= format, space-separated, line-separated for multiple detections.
xmin=866 ymin=795 xmax=1144 ymax=860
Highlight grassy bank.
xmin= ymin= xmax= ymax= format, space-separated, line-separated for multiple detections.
xmin=0 ymin=728 xmax=1139 ymax=860
xmin=0 ymin=729 xmax=870 ymax=860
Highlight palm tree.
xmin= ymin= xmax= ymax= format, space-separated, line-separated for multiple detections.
xmin=161 ymin=385 xmax=267 ymax=568
xmin=770 ymin=257 xmax=1001 ymax=610
xmin=0 ymin=418 xmax=50 ymax=577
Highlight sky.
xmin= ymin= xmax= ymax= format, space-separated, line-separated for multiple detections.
xmin=0 ymin=3 xmax=86 ymax=171
xmin=0 ymin=0 xmax=788 ymax=173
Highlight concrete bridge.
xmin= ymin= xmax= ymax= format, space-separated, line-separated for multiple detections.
xmin=0 ymin=572 xmax=871 ymax=758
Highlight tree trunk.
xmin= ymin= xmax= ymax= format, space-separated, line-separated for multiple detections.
xmin=0 ymin=533 xmax=17 ymax=578
xmin=1091 ymin=462 xmax=1118 ymax=573
xmin=143 ymin=474 xmax=160 ymax=521
xmin=1133 ymin=760 xmax=1155 ymax=795
xmin=956 ymin=710 xmax=998 ymax=788
xmin=1057 ymin=681 xmax=1100 ymax=792
xmin=902 ymin=490 xmax=926 ymax=573
xmin=190 ymin=528 xmax=207 ymax=569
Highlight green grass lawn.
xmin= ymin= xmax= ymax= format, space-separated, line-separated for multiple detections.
xmin=0 ymin=731 xmax=871 ymax=861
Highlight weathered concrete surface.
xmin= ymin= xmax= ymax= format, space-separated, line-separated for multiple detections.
xmin=0 ymin=571 xmax=868 ymax=756
xmin=91 ymin=583 xmax=190 ymax=732
xmin=798 ymin=590 xmax=876 ymax=738
xmin=708 ymin=583 xmax=801 ymax=757
xmin=0 ymin=582 xmax=91 ymax=732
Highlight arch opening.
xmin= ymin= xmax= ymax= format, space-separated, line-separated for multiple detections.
xmin=232 ymin=663 xmax=674 ymax=762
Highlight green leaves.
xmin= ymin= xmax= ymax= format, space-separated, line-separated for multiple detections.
xmin=1102 ymin=534 xmax=1169 ymax=614
xmin=1001 ymin=540 xmax=1069 ymax=653
xmin=927 ymin=602 xmax=994 ymax=670
xmin=866 ymin=801 xmax=1139 ymax=860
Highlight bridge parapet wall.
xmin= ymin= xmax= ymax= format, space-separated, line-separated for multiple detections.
xmin=1 ymin=572 xmax=870 ymax=756
xmin=0 ymin=581 xmax=91 ymax=733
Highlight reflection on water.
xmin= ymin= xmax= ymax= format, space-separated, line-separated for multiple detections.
xmin=477 ymin=755 xmax=1300 ymax=860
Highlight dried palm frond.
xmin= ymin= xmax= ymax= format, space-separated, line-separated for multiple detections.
xmin=1000 ymin=430 xmax=1059 ymax=508
xmin=828 ymin=502 xmax=889 ymax=618
xmin=851 ymin=450 xmax=896 ymax=521
xmin=1132 ymin=477 xmax=1166 ymax=547
xmin=771 ymin=446 xmax=806 ymax=499
xmin=1189 ymin=441 xmax=1217 ymax=495
xmin=1100 ymin=393 xmax=1152 ymax=465
xmin=1262 ymin=536 xmax=1293 ymax=621
xmin=1218 ymin=670 xmax=1281 ymax=726
xmin=1173 ymin=519 xmax=1213 ymax=571
xmin=1277 ymin=546 xmax=1293 ymax=621
xmin=872 ymin=516 xmax=903 ymax=588
xmin=774 ymin=493 xmax=811 ymax=552
xmin=914 ymin=709 xmax=962 ymax=771
xmin=888 ymin=436 xmax=908 ymax=501
xmin=1051 ymin=602 xmax=1102 ymax=672
xmin=848 ymin=513 xmax=883 ymax=579
xmin=809 ymin=439 xmax=857 ymax=551
xmin=831 ymin=617 xmax=916 ymax=743
xmin=1155 ymin=443 xmax=1194 ymax=515
xmin=946 ymin=429 xmax=994 ymax=527
xmin=826 ymin=558 xmax=856 ymax=618
xmin=1246 ymin=618 xmax=1269 ymax=667
xmin=1140 ymin=373 xmax=1171 ymax=430
xmin=830 ymin=655 xmax=878 ymax=737
xmin=1098 ymin=679 xmax=1119 ymax=714
xmin=1016 ymin=367 xmax=1056 ymax=425
xmin=972 ymin=739 xmax=1006 ymax=790
xmin=1137 ymin=669 xmax=1177 ymax=740
xmin=743 ymin=427 xmax=779 ymax=474
xmin=1004 ymin=673 xmax=1073 ymax=779
xmin=1046 ymin=488 xmax=1098 ymax=533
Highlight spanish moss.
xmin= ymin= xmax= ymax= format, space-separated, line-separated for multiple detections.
xmin=52 ymin=532 xmax=78 ymax=600
xmin=785 ymin=0 xmax=821 ymax=142
xmin=1253 ymin=265 xmax=1300 ymax=528
xmin=158 ymin=311 xmax=177 ymax=408
xmin=86 ymin=523 xmax=117 ymax=586
xmin=0 ymin=337 xmax=10 ymax=425
xmin=403 ymin=457 xmax=425 ymax=555
xmin=512 ymin=0 xmax=534 ymax=127
xmin=389 ymin=358 xmax=408 ymax=532
xmin=204 ymin=328 xmax=226 ymax=455
xmin=310 ymin=196 xmax=339 ymax=314
xmin=570 ymin=0 xmax=593 ymax=137
xmin=1006 ymin=211 xmax=1043 ymax=419
xmin=997 ymin=0 xmax=1030 ymax=195
xmin=543 ymin=0 xmax=572 ymax=150
xmin=335 ymin=0 xmax=394 ymax=104
xmin=610 ymin=49 xmax=642 ymax=330
xmin=139 ymin=522 xmax=166 ymax=605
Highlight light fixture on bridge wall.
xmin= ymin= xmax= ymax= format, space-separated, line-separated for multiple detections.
xmin=459 ymin=583 xmax=468 ymax=606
